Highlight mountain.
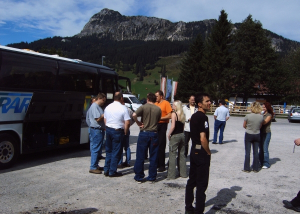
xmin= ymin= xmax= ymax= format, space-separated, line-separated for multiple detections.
xmin=77 ymin=8 xmax=216 ymax=41
xmin=77 ymin=8 xmax=300 ymax=53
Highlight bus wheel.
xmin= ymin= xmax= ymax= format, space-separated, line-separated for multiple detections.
xmin=0 ymin=133 xmax=19 ymax=169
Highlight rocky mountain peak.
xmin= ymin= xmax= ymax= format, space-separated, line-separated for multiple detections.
xmin=77 ymin=8 xmax=216 ymax=41
xmin=76 ymin=8 xmax=299 ymax=52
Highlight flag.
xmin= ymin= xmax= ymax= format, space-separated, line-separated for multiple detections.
xmin=171 ymin=81 xmax=178 ymax=102
xmin=165 ymin=79 xmax=172 ymax=100
xmin=160 ymin=77 xmax=166 ymax=96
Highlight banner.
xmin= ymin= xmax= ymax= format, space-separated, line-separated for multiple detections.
xmin=165 ymin=79 xmax=172 ymax=100
xmin=160 ymin=77 xmax=166 ymax=97
xmin=171 ymin=81 xmax=178 ymax=103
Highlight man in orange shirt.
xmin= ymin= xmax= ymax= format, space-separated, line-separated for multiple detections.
xmin=155 ymin=90 xmax=172 ymax=172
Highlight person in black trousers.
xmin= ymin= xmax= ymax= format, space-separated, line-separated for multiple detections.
xmin=282 ymin=138 xmax=300 ymax=212
xmin=185 ymin=93 xmax=212 ymax=214
xmin=154 ymin=90 xmax=172 ymax=172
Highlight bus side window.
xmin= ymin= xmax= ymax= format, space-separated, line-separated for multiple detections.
xmin=0 ymin=51 xmax=57 ymax=90
xmin=57 ymin=62 xmax=97 ymax=92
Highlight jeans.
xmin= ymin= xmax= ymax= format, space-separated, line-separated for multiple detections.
xmin=184 ymin=131 xmax=191 ymax=157
xmin=157 ymin=123 xmax=168 ymax=169
xmin=185 ymin=146 xmax=211 ymax=214
xmin=168 ymin=133 xmax=187 ymax=179
xmin=259 ymin=132 xmax=271 ymax=168
xmin=118 ymin=131 xmax=131 ymax=165
xmin=213 ymin=120 xmax=226 ymax=143
xmin=104 ymin=127 xmax=124 ymax=176
xmin=244 ymin=133 xmax=260 ymax=171
xmin=89 ymin=128 xmax=105 ymax=170
xmin=134 ymin=131 xmax=159 ymax=181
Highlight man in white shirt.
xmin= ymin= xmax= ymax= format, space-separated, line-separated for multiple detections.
xmin=182 ymin=95 xmax=198 ymax=157
xmin=104 ymin=92 xmax=131 ymax=177
xmin=213 ymin=99 xmax=230 ymax=144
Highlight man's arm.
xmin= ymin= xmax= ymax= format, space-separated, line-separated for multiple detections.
xmin=96 ymin=114 xmax=104 ymax=122
xmin=124 ymin=120 xmax=130 ymax=135
xmin=132 ymin=112 xmax=143 ymax=128
xmin=200 ymin=132 xmax=211 ymax=155
xmin=161 ymin=112 xmax=171 ymax=121
xmin=213 ymin=108 xmax=218 ymax=120
xmin=294 ymin=138 xmax=300 ymax=146
xmin=226 ymin=110 xmax=230 ymax=121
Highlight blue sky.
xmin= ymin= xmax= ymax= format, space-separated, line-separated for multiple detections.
xmin=1 ymin=0 xmax=300 ymax=46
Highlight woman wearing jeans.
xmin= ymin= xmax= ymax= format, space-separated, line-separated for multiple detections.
xmin=166 ymin=100 xmax=187 ymax=179
xmin=243 ymin=102 xmax=264 ymax=172
xmin=259 ymin=102 xmax=274 ymax=169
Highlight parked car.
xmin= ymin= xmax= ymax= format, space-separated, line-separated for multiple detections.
xmin=288 ymin=107 xmax=300 ymax=122
xmin=123 ymin=94 xmax=142 ymax=111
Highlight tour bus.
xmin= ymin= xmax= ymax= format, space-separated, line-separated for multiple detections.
xmin=0 ymin=45 xmax=131 ymax=169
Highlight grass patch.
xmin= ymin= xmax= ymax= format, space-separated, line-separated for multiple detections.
xmin=117 ymin=55 xmax=183 ymax=98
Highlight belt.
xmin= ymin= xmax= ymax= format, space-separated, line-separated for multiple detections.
xmin=90 ymin=127 xmax=105 ymax=131
xmin=106 ymin=126 xmax=124 ymax=131
xmin=141 ymin=130 xmax=157 ymax=133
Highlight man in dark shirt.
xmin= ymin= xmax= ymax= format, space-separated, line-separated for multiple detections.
xmin=132 ymin=93 xmax=161 ymax=183
xmin=185 ymin=93 xmax=211 ymax=214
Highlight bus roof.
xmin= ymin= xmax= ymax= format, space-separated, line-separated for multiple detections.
xmin=0 ymin=45 xmax=116 ymax=75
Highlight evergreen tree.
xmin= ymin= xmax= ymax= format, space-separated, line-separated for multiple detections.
xmin=203 ymin=10 xmax=233 ymax=101
xmin=278 ymin=47 xmax=300 ymax=103
xmin=176 ymin=34 xmax=206 ymax=102
xmin=229 ymin=15 xmax=278 ymax=104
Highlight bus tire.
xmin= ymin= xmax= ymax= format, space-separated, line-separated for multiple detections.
xmin=0 ymin=133 xmax=19 ymax=169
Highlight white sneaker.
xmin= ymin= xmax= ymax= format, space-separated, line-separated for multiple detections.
xmin=262 ymin=166 xmax=269 ymax=169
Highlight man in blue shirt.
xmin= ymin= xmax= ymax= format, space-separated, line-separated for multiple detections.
xmin=213 ymin=99 xmax=230 ymax=144
xmin=86 ymin=93 xmax=106 ymax=174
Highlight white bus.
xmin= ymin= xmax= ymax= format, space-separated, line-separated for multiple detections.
xmin=0 ymin=45 xmax=131 ymax=169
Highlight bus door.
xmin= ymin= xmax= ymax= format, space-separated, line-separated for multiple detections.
xmin=23 ymin=92 xmax=86 ymax=152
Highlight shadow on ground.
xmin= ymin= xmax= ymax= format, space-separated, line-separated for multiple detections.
xmin=205 ymin=186 xmax=242 ymax=214
xmin=270 ymin=157 xmax=281 ymax=166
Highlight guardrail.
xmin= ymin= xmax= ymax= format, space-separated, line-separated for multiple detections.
xmin=208 ymin=105 xmax=289 ymax=117
xmin=182 ymin=103 xmax=290 ymax=117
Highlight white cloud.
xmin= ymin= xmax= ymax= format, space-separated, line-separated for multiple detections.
xmin=0 ymin=0 xmax=300 ymax=41
xmin=0 ymin=0 xmax=137 ymax=37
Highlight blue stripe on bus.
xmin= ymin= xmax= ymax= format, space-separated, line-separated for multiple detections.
xmin=0 ymin=93 xmax=33 ymax=96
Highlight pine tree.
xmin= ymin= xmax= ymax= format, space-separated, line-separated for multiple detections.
xmin=203 ymin=10 xmax=233 ymax=101
xmin=176 ymin=34 xmax=206 ymax=102
xmin=277 ymin=47 xmax=300 ymax=103
xmin=229 ymin=15 xmax=278 ymax=104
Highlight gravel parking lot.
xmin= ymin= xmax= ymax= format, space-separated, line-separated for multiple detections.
xmin=0 ymin=115 xmax=299 ymax=214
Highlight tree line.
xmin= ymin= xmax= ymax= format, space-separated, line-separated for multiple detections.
xmin=176 ymin=10 xmax=300 ymax=105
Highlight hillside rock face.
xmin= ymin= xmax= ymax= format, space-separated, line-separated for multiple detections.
xmin=77 ymin=8 xmax=299 ymax=52
xmin=77 ymin=8 xmax=216 ymax=41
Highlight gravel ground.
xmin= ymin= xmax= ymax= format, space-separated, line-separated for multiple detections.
xmin=0 ymin=115 xmax=299 ymax=214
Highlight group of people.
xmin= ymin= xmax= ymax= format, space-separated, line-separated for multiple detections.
xmin=85 ymin=91 xmax=300 ymax=214
xmin=86 ymin=92 xmax=133 ymax=177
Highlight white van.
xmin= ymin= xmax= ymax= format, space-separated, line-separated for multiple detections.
xmin=123 ymin=94 xmax=142 ymax=111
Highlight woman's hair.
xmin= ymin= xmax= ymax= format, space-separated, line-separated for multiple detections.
xmin=250 ymin=102 xmax=262 ymax=114
xmin=264 ymin=102 xmax=274 ymax=116
xmin=173 ymin=100 xmax=186 ymax=123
